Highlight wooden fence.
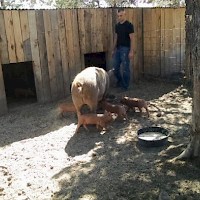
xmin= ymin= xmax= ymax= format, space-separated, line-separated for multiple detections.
xmin=143 ymin=8 xmax=185 ymax=77
xmin=0 ymin=8 xmax=185 ymax=115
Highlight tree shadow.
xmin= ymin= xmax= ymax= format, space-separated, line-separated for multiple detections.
xmin=53 ymin=123 xmax=200 ymax=200
xmin=65 ymin=120 xmax=128 ymax=157
xmin=54 ymin=134 xmax=159 ymax=199
xmin=52 ymin=79 xmax=195 ymax=199
xmin=153 ymin=143 xmax=200 ymax=199
xmin=0 ymin=101 xmax=76 ymax=147
xmin=0 ymin=79 xmax=195 ymax=199
xmin=65 ymin=127 xmax=105 ymax=157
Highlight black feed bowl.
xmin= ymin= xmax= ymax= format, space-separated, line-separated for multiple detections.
xmin=137 ymin=126 xmax=169 ymax=147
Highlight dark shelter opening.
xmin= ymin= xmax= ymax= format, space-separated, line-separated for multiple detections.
xmin=84 ymin=52 xmax=107 ymax=70
xmin=2 ymin=61 xmax=37 ymax=107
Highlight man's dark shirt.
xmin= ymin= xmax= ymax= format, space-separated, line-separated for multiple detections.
xmin=115 ymin=20 xmax=134 ymax=48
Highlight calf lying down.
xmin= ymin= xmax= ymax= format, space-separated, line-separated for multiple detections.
xmin=120 ymin=96 xmax=150 ymax=117
xmin=75 ymin=112 xmax=114 ymax=134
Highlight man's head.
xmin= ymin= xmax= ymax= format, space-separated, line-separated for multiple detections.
xmin=117 ymin=8 xmax=126 ymax=23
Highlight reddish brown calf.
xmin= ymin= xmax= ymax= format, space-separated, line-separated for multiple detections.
xmin=120 ymin=96 xmax=150 ymax=117
xmin=100 ymin=100 xmax=127 ymax=120
xmin=75 ymin=112 xmax=114 ymax=133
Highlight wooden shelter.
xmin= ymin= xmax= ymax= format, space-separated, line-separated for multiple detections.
xmin=0 ymin=8 xmax=185 ymax=115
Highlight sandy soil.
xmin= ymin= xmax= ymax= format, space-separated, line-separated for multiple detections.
xmin=0 ymin=79 xmax=199 ymax=200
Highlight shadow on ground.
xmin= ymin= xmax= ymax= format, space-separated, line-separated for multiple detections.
xmin=53 ymin=123 xmax=200 ymax=200
xmin=52 ymin=80 xmax=198 ymax=200
xmin=0 ymin=101 xmax=75 ymax=147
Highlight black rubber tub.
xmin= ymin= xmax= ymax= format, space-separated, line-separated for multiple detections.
xmin=137 ymin=127 xmax=169 ymax=147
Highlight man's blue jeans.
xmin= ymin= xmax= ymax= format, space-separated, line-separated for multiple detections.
xmin=113 ymin=46 xmax=130 ymax=89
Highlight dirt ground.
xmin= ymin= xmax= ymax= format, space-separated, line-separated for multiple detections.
xmin=0 ymin=79 xmax=200 ymax=200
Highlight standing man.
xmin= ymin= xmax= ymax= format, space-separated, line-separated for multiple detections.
xmin=112 ymin=8 xmax=134 ymax=90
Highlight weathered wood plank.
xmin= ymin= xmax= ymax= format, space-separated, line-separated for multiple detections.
xmin=164 ymin=8 xmax=174 ymax=76
xmin=57 ymin=9 xmax=71 ymax=96
xmin=0 ymin=11 xmax=9 ymax=64
xmin=173 ymin=8 xmax=181 ymax=73
xmin=151 ymin=8 xmax=157 ymax=76
xmin=95 ymin=9 xmax=99 ymax=52
xmin=77 ymin=9 xmax=86 ymax=70
xmin=180 ymin=8 xmax=186 ymax=72
xmin=84 ymin=9 xmax=92 ymax=53
xmin=132 ymin=8 xmax=137 ymax=81
xmin=102 ymin=9 xmax=108 ymax=52
xmin=0 ymin=60 xmax=8 ymax=115
xmin=77 ymin=9 xmax=86 ymax=54
xmin=125 ymin=8 xmax=130 ymax=20
xmin=133 ymin=8 xmax=143 ymax=82
xmin=64 ymin=10 xmax=76 ymax=82
xmin=72 ymin=9 xmax=82 ymax=73
xmin=151 ymin=8 xmax=161 ymax=76
xmin=43 ymin=10 xmax=58 ymax=101
xmin=143 ymin=8 xmax=152 ymax=76
xmin=50 ymin=10 xmax=64 ymax=99
xmin=96 ymin=9 xmax=103 ymax=52
xmin=35 ymin=10 xmax=51 ymax=102
xmin=28 ymin=10 xmax=44 ymax=102
xmin=12 ymin=10 xmax=24 ymax=62
xmin=91 ymin=9 xmax=96 ymax=53
xmin=106 ymin=8 xmax=114 ymax=69
xmin=20 ymin=10 xmax=32 ymax=61
xmin=4 ymin=11 xmax=17 ymax=63
xmin=127 ymin=8 xmax=136 ymax=82
xmin=136 ymin=8 xmax=144 ymax=80
xmin=160 ymin=9 xmax=165 ymax=77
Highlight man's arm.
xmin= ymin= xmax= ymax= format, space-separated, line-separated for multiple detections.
xmin=129 ymin=33 xmax=134 ymax=59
